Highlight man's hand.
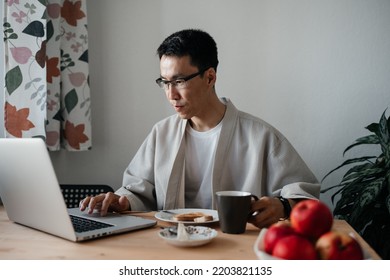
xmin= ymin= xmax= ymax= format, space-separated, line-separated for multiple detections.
xmin=248 ymin=196 xmax=285 ymax=228
xmin=79 ymin=192 xmax=130 ymax=216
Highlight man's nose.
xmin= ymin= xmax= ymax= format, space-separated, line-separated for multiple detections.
xmin=166 ymin=85 xmax=180 ymax=100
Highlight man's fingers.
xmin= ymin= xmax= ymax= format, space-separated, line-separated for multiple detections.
xmin=118 ymin=195 xmax=130 ymax=211
xmin=100 ymin=192 xmax=122 ymax=216
xmin=79 ymin=192 xmax=127 ymax=216
xmin=87 ymin=195 xmax=98 ymax=214
xmin=79 ymin=196 xmax=91 ymax=211
xmin=103 ymin=195 xmax=130 ymax=214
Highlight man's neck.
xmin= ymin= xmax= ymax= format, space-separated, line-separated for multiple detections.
xmin=189 ymin=99 xmax=226 ymax=132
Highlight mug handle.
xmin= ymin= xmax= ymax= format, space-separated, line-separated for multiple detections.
xmin=248 ymin=194 xmax=259 ymax=218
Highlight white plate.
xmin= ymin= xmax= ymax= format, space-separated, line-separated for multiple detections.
xmin=155 ymin=208 xmax=219 ymax=224
xmin=158 ymin=226 xmax=217 ymax=247
xmin=253 ymin=228 xmax=372 ymax=260
xmin=253 ymin=228 xmax=281 ymax=260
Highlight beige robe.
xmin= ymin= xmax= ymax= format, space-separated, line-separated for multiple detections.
xmin=116 ymin=98 xmax=320 ymax=211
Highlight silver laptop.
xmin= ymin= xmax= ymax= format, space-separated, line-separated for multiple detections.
xmin=0 ymin=138 xmax=156 ymax=242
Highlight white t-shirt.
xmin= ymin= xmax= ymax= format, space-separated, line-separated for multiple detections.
xmin=184 ymin=122 xmax=222 ymax=209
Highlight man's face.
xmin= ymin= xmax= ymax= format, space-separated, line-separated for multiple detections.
xmin=159 ymin=55 xmax=215 ymax=120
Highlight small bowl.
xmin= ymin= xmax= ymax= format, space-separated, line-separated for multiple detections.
xmin=158 ymin=225 xmax=217 ymax=247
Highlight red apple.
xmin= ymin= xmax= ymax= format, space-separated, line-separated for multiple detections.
xmin=272 ymin=235 xmax=317 ymax=260
xmin=290 ymin=199 xmax=333 ymax=240
xmin=316 ymin=231 xmax=364 ymax=260
xmin=263 ymin=221 xmax=296 ymax=254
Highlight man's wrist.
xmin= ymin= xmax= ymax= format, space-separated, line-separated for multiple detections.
xmin=277 ymin=196 xmax=292 ymax=219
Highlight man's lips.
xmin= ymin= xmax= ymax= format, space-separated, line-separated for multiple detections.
xmin=172 ymin=103 xmax=184 ymax=111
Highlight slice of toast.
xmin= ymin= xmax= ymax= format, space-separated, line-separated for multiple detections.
xmin=193 ymin=215 xmax=214 ymax=223
xmin=172 ymin=212 xmax=213 ymax=222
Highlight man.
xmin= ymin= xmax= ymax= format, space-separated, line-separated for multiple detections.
xmin=80 ymin=29 xmax=320 ymax=228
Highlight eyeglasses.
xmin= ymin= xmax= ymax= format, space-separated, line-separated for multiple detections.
xmin=155 ymin=68 xmax=208 ymax=91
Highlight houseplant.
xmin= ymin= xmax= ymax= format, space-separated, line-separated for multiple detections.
xmin=321 ymin=109 xmax=390 ymax=259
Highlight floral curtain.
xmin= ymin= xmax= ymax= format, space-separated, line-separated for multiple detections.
xmin=3 ymin=0 xmax=91 ymax=151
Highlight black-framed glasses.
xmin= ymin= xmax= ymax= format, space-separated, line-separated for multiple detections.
xmin=155 ymin=68 xmax=208 ymax=91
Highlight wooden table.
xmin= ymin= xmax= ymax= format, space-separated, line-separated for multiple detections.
xmin=0 ymin=206 xmax=381 ymax=260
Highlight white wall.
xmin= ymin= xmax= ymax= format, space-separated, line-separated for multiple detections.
xmin=4 ymin=0 xmax=390 ymax=210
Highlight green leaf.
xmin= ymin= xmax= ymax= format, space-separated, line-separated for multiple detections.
xmin=79 ymin=50 xmax=89 ymax=63
xmin=349 ymin=201 xmax=376 ymax=232
xmin=386 ymin=194 xmax=390 ymax=215
xmin=22 ymin=21 xmax=45 ymax=37
xmin=341 ymin=166 xmax=385 ymax=184
xmin=64 ymin=89 xmax=78 ymax=113
xmin=322 ymin=156 xmax=377 ymax=182
xmin=358 ymin=179 xmax=384 ymax=208
xmin=343 ymin=135 xmax=380 ymax=155
xmin=320 ymin=183 xmax=344 ymax=194
xmin=41 ymin=7 xmax=48 ymax=21
xmin=336 ymin=178 xmax=385 ymax=226
xmin=53 ymin=110 xmax=64 ymax=122
xmin=329 ymin=184 xmax=348 ymax=204
xmin=342 ymin=162 xmax=373 ymax=180
xmin=8 ymin=34 xmax=18 ymax=40
xmin=388 ymin=114 xmax=390 ymax=132
xmin=379 ymin=110 xmax=390 ymax=145
xmin=366 ymin=122 xmax=379 ymax=135
xmin=5 ymin=66 xmax=23 ymax=95
xmin=38 ymin=0 xmax=48 ymax=7
xmin=46 ymin=20 xmax=54 ymax=42
xmin=378 ymin=110 xmax=390 ymax=160
xmin=334 ymin=178 xmax=372 ymax=208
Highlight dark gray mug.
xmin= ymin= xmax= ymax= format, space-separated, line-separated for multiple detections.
xmin=215 ymin=191 xmax=259 ymax=234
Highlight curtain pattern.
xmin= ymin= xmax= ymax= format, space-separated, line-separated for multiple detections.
xmin=3 ymin=0 xmax=91 ymax=151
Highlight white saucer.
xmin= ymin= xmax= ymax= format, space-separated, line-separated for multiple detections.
xmin=158 ymin=226 xmax=217 ymax=247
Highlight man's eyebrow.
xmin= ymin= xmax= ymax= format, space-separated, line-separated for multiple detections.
xmin=159 ymin=73 xmax=184 ymax=80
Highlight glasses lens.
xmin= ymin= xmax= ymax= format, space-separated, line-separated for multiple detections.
xmin=156 ymin=79 xmax=186 ymax=91
xmin=174 ymin=79 xmax=186 ymax=89
xmin=156 ymin=79 xmax=166 ymax=89
xmin=156 ymin=68 xmax=206 ymax=91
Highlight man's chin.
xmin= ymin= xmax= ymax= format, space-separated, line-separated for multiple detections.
xmin=176 ymin=112 xmax=191 ymax=119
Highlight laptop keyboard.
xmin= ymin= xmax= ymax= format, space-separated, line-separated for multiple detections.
xmin=70 ymin=215 xmax=114 ymax=233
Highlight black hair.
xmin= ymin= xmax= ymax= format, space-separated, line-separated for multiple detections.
xmin=156 ymin=29 xmax=219 ymax=72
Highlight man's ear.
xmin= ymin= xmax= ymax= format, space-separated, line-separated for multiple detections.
xmin=206 ymin=68 xmax=217 ymax=85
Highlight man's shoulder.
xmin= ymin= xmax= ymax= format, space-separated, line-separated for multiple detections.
xmin=155 ymin=114 xmax=181 ymax=125
xmin=237 ymin=110 xmax=278 ymax=132
xmin=153 ymin=114 xmax=185 ymax=132
xmin=224 ymin=97 xmax=285 ymax=138
xmin=225 ymin=98 xmax=273 ymax=127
